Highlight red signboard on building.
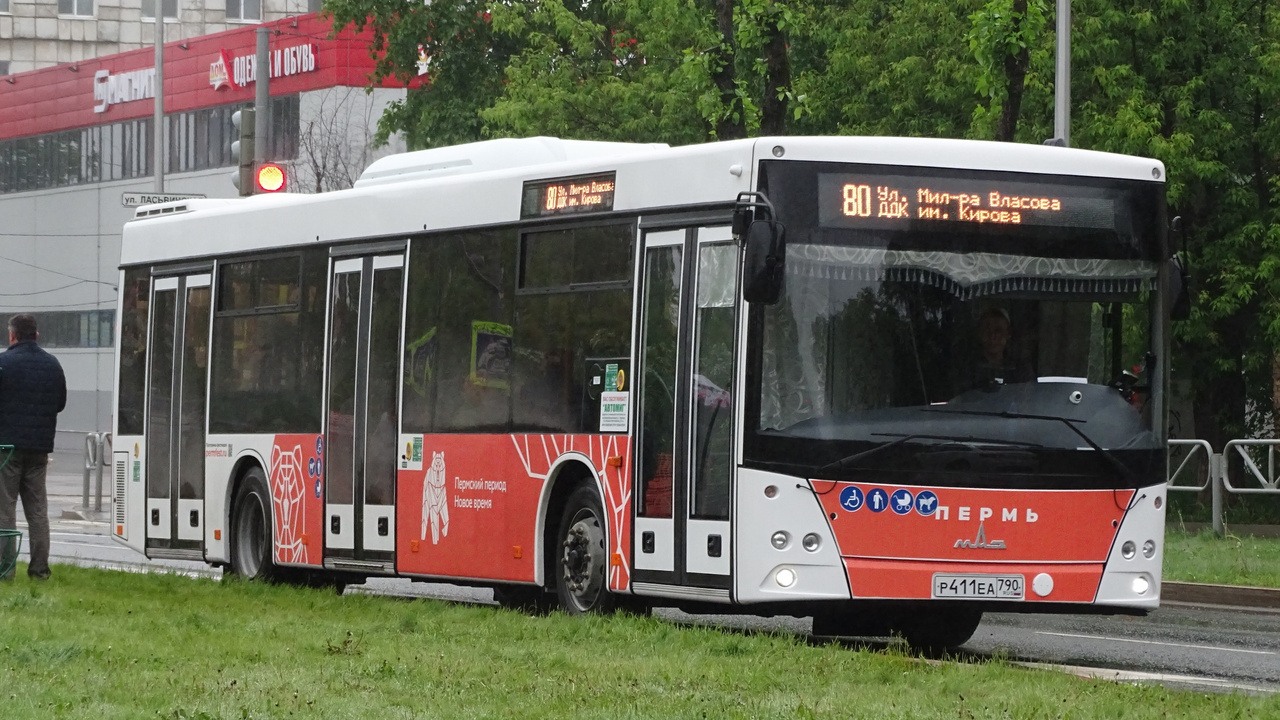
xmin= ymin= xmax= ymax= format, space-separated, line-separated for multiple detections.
xmin=0 ymin=14 xmax=407 ymax=141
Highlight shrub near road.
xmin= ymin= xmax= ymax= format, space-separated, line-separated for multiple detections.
xmin=1 ymin=566 xmax=1277 ymax=719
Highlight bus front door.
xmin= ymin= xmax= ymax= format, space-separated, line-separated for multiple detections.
xmin=144 ymin=272 xmax=212 ymax=559
xmin=633 ymin=226 xmax=737 ymax=596
xmin=323 ymin=253 xmax=404 ymax=574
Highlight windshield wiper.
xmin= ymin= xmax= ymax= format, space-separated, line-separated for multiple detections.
xmin=922 ymin=408 xmax=1139 ymax=485
xmin=816 ymin=432 xmax=1045 ymax=474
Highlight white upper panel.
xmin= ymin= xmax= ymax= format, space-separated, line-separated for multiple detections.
xmin=121 ymin=136 xmax=1164 ymax=266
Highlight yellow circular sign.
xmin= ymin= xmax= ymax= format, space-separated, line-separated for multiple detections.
xmin=616 ymin=368 xmax=626 ymax=391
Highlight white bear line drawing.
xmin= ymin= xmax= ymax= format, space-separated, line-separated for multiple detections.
xmin=421 ymin=450 xmax=449 ymax=545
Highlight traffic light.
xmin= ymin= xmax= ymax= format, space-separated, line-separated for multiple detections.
xmin=255 ymin=163 xmax=287 ymax=193
xmin=231 ymin=108 xmax=255 ymax=196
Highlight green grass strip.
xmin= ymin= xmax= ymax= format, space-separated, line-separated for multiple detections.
xmin=1165 ymin=527 xmax=1280 ymax=588
xmin=1 ymin=564 xmax=1276 ymax=718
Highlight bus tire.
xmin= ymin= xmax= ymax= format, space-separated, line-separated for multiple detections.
xmin=228 ymin=466 xmax=280 ymax=582
xmin=896 ymin=607 xmax=983 ymax=654
xmin=554 ymin=485 xmax=616 ymax=615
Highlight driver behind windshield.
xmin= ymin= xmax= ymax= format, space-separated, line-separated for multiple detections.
xmin=968 ymin=307 xmax=1033 ymax=388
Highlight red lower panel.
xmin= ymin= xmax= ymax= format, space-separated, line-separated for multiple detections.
xmin=844 ymin=558 xmax=1104 ymax=602
xmin=395 ymin=434 xmax=632 ymax=589
xmin=270 ymin=434 xmax=325 ymax=567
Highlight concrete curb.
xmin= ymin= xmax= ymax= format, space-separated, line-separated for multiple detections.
xmin=1162 ymin=581 xmax=1280 ymax=610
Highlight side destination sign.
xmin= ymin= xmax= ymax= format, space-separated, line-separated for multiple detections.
xmin=521 ymin=172 xmax=616 ymax=219
xmin=122 ymin=192 xmax=206 ymax=207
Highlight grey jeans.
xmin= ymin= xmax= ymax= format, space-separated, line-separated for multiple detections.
xmin=0 ymin=449 xmax=51 ymax=580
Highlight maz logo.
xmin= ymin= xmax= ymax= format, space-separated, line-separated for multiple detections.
xmin=954 ymin=521 xmax=1006 ymax=550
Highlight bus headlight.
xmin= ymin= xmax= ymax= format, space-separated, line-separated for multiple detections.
xmin=1132 ymin=576 xmax=1150 ymax=595
xmin=1143 ymin=540 xmax=1156 ymax=558
xmin=771 ymin=531 xmax=790 ymax=550
xmin=802 ymin=533 xmax=821 ymax=552
xmin=1121 ymin=540 xmax=1136 ymax=560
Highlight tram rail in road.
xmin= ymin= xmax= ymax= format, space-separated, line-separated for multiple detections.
xmin=13 ymin=516 xmax=1280 ymax=697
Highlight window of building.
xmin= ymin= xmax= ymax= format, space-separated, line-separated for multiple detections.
xmin=0 ymin=97 xmax=299 ymax=196
xmin=57 ymin=0 xmax=93 ymax=16
xmin=208 ymin=250 xmax=326 ymax=434
xmin=29 ymin=310 xmax=115 ymax=348
xmin=141 ymin=0 xmax=177 ymax=19
xmin=0 ymin=1 xmax=9 ymax=14
xmin=0 ymin=61 xmax=9 ymax=76
xmin=307 ymin=0 xmax=321 ymax=12
xmin=226 ymin=0 xmax=261 ymax=22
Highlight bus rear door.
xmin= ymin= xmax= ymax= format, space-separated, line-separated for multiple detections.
xmin=323 ymin=251 xmax=405 ymax=574
xmin=633 ymin=225 xmax=737 ymax=598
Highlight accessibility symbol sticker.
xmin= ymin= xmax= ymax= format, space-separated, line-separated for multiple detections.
xmin=890 ymin=488 xmax=915 ymax=515
xmin=838 ymin=486 xmax=864 ymax=512
xmin=867 ymin=488 xmax=889 ymax=513
xmin=915 ymin=490 xmax=939 ymax=516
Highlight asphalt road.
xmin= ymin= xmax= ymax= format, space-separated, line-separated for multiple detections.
xmin=11 ymin=509 xmax=1280 ymax=696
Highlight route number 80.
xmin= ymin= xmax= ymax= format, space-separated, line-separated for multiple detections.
xmin=843 ymin=183 xmax=872 ymax=218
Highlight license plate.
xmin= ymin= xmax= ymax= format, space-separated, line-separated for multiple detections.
xmin=932 ymin=573 xmax=1024 ymax=600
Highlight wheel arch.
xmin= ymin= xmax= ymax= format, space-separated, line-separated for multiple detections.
xmin=534 ymin=452 xmax=606 ymax=588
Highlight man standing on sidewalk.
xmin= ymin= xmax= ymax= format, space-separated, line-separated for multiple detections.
xmin=0 ymin=314 xmax=66 ymax=581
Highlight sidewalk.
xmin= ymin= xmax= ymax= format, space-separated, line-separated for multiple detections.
xmin=45 ymin=449 xmax=111 ymax=522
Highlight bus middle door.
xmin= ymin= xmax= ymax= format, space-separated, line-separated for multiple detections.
xmin=323 ymin=252 xmax=404 ymax=575
xmin=144 ymin=271 xmax=212 ymax=560
xmin=633 ymin=226 xmax=737 ymax=596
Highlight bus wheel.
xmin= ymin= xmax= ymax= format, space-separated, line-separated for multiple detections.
xmin=228 ymin=467 xmax=279 ymax=582
xmin=897 ymin=607 xmax=983 ymax=654
xmin=555 ymin=486 xmax=616 ymax=615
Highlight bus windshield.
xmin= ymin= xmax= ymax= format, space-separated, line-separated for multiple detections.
xmin=746 ymin=162 xmax=1166 ymax=489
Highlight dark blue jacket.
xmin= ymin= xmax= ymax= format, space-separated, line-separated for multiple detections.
xmin=0 ymin=341 xmax=67 ymax=453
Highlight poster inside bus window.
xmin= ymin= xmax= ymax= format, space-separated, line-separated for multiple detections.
xmin=521 ymin=173 xmax=616 ymax=218
xmin=817 ymin=171 xmax=1119 ymax=231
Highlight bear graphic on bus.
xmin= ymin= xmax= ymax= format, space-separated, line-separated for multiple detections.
xmin=421 ymin=451 xmax=449 ymax=544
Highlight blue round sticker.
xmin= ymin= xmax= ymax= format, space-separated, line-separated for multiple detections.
xmin=915 ymin=490 xmax=939 ymax=517
xmin=838 ymin=486 xmax=864 ymax=513
xmin=315 ymin=436 xmax=324 ymax=455
xmin=307 ymin=457 xmax=318 ymax=478
xmin=890 ymin=488 xmax=915 ymax=515
xmin=866 ymin=488 xmax=889 ymax=513
xmin=314 ymin=479 xmax=322 ymax=499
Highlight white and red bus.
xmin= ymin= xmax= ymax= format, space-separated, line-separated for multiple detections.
xmin=113 ymin=136 xmax=1172 ymax=649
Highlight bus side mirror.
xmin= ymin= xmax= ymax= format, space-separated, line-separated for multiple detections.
xmin=1169 ymin=255 xmax=1191 ymax=321
xmin=743 ymin=220 xmax=786 ymax=305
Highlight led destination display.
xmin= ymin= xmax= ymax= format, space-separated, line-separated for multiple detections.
xmin=817 ymin=172 xmax=1119 ymax=232
xmin=521 ymin=172 xmax=616 ymax=219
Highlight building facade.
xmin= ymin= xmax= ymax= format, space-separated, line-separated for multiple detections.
xmin=0 ymin=13 xmax=407 ymax=446
xmin=0 ymin=0 xmax=324 ymax=77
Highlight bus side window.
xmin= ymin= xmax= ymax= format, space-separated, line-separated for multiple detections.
xmin=512 ymin=224 xmax=633 ymax=434
xmin=402 ymin=231 xmax=516 ymax=434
